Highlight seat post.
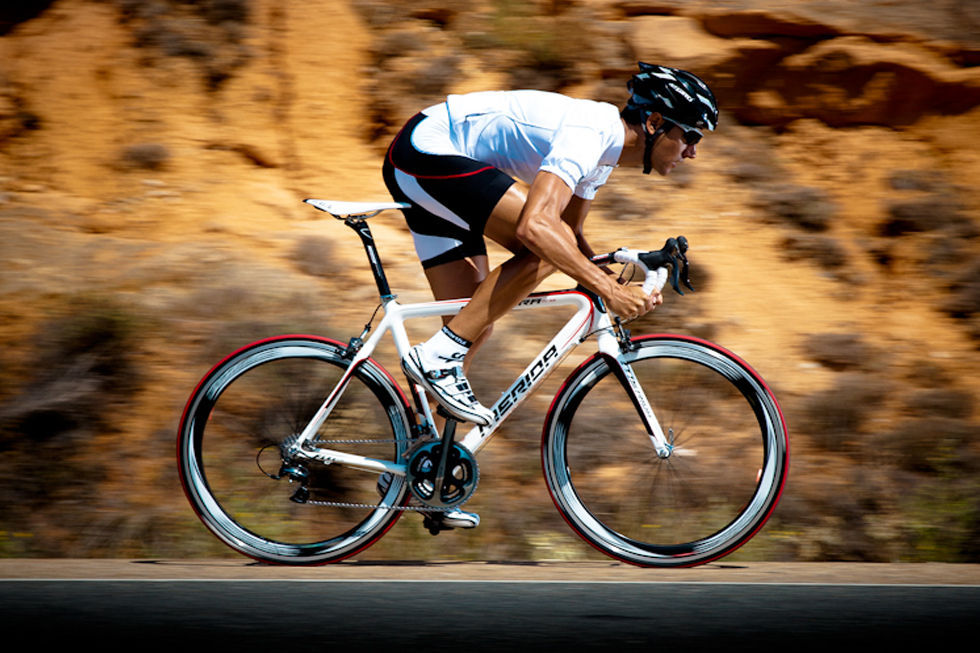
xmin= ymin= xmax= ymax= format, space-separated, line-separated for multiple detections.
xmin=344 ymin=217 xmax=394 ymax=302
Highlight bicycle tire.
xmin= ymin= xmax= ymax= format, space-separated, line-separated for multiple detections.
xmin=177 ymin=335 xmax=415 ymax=564
xmin=542 ymin=334 xmax=788 ymax=567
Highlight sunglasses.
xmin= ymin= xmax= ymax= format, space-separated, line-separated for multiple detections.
xmin=665 ymin=121 xmax=703 ymax=145
xmin=682 ymin=129 xmax=703 ymax=145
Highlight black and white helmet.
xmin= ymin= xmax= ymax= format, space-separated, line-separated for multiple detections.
xmin=626 ymin=62 xmax=719 ymax=135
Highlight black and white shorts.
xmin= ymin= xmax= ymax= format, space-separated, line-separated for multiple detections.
xmin=383 ymin=107 xmax=516 ymax=269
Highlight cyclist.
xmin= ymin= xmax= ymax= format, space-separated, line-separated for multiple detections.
xmin=383 ymin=63 xmax=717 ymax=526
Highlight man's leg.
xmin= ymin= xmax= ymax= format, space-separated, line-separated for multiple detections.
xmin=406 ymin=256 xmax=490 ymax=528
xmin=423 ymin=249 xmax=555 ymax=371
xmin=423 ymin=255 xmax=490 ymax=374
xmin=404 ymin=184 xmax=556 ymax=426
xmin=445 ymin=184 xmax=556 ymax=343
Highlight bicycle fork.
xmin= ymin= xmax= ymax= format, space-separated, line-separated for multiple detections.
xmin=597 ymin=327 xmax=674 ymax=459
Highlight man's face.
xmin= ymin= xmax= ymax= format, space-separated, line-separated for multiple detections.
xmin=652 ymin=125 xmax=699 ymax=176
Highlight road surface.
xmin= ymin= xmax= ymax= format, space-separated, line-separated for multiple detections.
xmin=2 ymin=560 xmax=977 ymax=651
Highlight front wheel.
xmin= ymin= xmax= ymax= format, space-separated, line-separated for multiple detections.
xmin=177 ymin=336 xmax=415 ymax=564
xmin=542 ymin=335 xmax=788 ymax=567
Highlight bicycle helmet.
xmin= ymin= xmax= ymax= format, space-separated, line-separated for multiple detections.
xmin=625 ymin=62 xmax=719 ymax=173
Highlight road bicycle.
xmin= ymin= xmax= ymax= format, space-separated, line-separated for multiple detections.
xmin=177 ymin=199 xmax=789 ymax=568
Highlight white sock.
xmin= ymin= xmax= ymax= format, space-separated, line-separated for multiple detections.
xmin=420 ymin=326 xmax=471 ymax=367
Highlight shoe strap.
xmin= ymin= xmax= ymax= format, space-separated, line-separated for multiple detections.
xmin=425 ymin=368 xmax=458 ymax=380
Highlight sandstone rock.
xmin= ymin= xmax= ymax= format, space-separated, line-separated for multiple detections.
xmin=627 ymin=15 xmax=782 ymax=71
xmin=760 ymin=37 xmax=980 ymax=127
xmin=699 ymin=8 xmax=840 ymax=40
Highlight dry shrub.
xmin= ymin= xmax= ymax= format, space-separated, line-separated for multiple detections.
xmin=888 ymin=169 xmax=949 ymax=193
xmin=115 ymin=0 xmax=251 ymax=89
xmin=904 ymin=359 xmax=952 ymax=387
xmin=0 ymin=300 xmax=140 ymax=441
xmin=879 ymin=196 xmax=972 ymax=237
xmin=0 ymin=299 xmax=141 ymax=549
xmin=370 ymin=29 xmax=425 ymax=65
xmin=780 ymin=233 xmax=847 ymax=271
xmin=800 ymin=373 xmax=888 ymax=450
xmin=352 ymin=0 xmax=418 ymax=28
xmin=943 ymin=260 xmax=980 ymax=319
xmin=880 ymin=170 xmax=975 ymax=238
xmin=359 ymin=0 xmax=615 ymax=140
xmin=753 ymin=184 xmax=836 ymax=232
xmin=878 ymin=418 xmax=978 ymax=474
xmin=801 ymin=332 xmax=877 ymax=371
xmin=900 ymin=475 xmax=980 ymax=563
xmin=201 ymin=0 xmax=250 ymax=25
xmin=467 ymin=0 xmax=602 ymax=91
xmin=886 ymin=385 xmax=978 ymax=472
xmin=118 ymin=142 xmax=170 ymax=170
xmin=415 ymin=55 xmax=461 ymax=97
xmin=0 ymin=77 xmax=41 ymax=141
xmin=902 ymin=388 xmax=974 ymax=420
xmin=940 ymin=260 xmax=980 ymax=344
xmin=729 ymin=160 xmax=777 ymax=184
xmin=291 ymin=236 xmax=343 ymax=279
xmin=595 ymin=187 xmax=654 ymax=222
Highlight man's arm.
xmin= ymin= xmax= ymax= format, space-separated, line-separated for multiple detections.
xmin=563 ymin=195 xmax=621 ymax=280
xmin=562 ymin=194 xmax=595 ymax=257
xmin=516 ymin=171 xmax=656 ymax=318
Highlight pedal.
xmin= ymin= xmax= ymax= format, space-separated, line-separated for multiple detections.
xmin=435 ymin=405 xmax=457 ymax=421
xmin=422 ymin=512 xmax=452 ymax=536
xmin=421 ymin=507 xmax=480 ymax=535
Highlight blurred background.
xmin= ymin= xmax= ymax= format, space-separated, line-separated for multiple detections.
xmin=0 ymin=0 xmax=977 ymax=563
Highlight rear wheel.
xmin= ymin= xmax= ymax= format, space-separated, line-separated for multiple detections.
xmin=177 ymin=336 xmax=414 ymax=564
xmin=542 ymin=335 xmax=788 ymax=567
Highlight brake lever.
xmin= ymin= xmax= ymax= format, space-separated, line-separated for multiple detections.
xmin=639 ymin=236 xmax=695 ymax=295
xmin=675 ymin=236 xmax=695 ymax=293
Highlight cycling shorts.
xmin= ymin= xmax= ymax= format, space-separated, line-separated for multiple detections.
xmin=382 ymin=109 xmax=517 ymax=269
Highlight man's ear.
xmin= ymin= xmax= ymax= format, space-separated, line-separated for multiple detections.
xmin=645 ymin=111 xmax=664 ymax=134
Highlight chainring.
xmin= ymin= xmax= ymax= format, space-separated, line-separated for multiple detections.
xmin=405 ymin=441 xmax=478 ymax=509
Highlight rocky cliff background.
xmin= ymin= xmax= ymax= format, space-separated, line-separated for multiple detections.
xmin=0 ymin=0 xmax=977 ymax=562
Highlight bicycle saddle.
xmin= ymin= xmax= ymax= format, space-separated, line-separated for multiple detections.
xmin=304 ymin=199 xmax=409 ymax=219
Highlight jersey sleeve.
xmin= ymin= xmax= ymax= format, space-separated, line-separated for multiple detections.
xmin=539 ymin=124 xmax=605 ymax=199
xmin=574 ymin=165 xmax=615 ymax=200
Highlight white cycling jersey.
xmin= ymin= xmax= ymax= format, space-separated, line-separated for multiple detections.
xmin=414 ymin=90 xmax=625 ymax=200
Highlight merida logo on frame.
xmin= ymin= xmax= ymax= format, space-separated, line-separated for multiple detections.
xmin=494 ymin=344 xmax=559 ymax=418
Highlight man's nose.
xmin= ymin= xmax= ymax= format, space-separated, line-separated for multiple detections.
xmin=683 ymin=144 xmax=698 ymax=159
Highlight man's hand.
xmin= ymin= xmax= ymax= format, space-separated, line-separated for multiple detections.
xmin=603 ymin=284 xmax=662 ymax=321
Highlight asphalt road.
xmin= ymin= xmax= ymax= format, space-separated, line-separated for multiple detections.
xmin=3 ymin=561 xmax=978 ymax=651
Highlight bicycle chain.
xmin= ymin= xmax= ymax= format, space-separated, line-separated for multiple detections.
xmin=311 ymin=439 xmax=410 ymax=445
xmin=304 ymin=499 xmax=455 ymax=512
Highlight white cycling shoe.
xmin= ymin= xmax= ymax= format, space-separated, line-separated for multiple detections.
xmin=402 ymin=344 xmax=494 ymax=427
xmin=376 ymin=472 xmax=480 ymax=529
xmin=440 ymin=508 xmax=480 ymax=529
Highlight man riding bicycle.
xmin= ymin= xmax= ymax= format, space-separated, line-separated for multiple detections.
xmin=383 ymin=62 xmax=718 ymax=527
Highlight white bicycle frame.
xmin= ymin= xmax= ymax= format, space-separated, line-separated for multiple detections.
xmin=287 ymin=199 xmax=675 ymax=482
